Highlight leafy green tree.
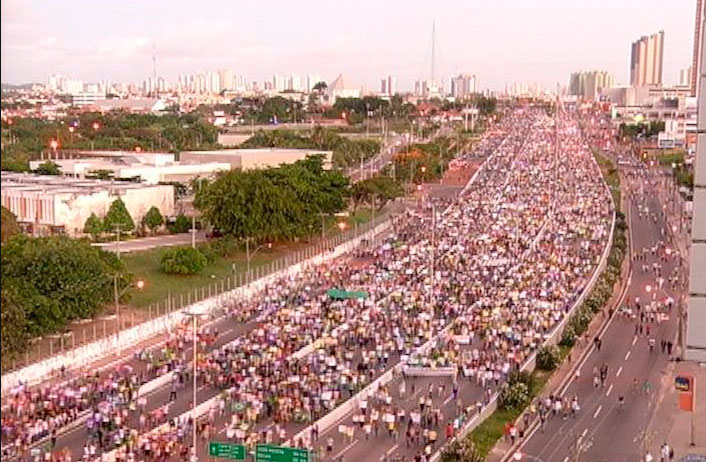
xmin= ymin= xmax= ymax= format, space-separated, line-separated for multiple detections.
xmin=195 ymin=156 xmax=348 ymax=241
xmin=312 ymin=81 xmax=327 ymax=93
xmin=1 ymin=235 xmax=126 ymax=359
xmin=143 ymin=206 xmax=164 ymax=233
xmin=103 ymin=198 xmax=135 ymax=233
xmin=1 ymin=284 xmax=30 ymax=363
xmin=168 ymin=214 xmax=192 ymax=234
xmin=500 ymin=381 xmax=530 ymax=410
xmin=537 ymin=345 xmax=561 ymax=371
xmin=1 ymin=206 xmax=21 ymax=243
xmin=34 ymin=160 xmax=62 ymax=176
xmin=83 ymin=213 xmax=104 ymax=240
xmin=160 ymin=246 xmax=207 ymax=275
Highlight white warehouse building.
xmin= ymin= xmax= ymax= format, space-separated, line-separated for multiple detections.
xmin=1 ymin=173 xmax=174 ymax=237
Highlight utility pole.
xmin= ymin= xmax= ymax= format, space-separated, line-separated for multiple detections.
xmin=115 ymin=224 xmax=122 ymax=260
xmin=191 ymin=215 xmax=196 ymax=249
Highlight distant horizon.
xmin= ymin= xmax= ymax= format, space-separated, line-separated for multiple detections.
xmin=1 ymin=0 xmax=696 ymax=91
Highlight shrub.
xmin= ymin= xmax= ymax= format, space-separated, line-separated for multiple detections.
xmin=500 ymin=381 xmax=530 ymax=410
xmin=560 ymin=324 xmax=576 ymax=347
xmin=440 ymin=439 xmax=484 ymax=462
xmin=104 ymin=198 xmax=135 ymax=233
xmin=160 ymin=247 xmax=207 ymax=275
xmin=168 ymin=214 xmax=191 ymax=234
xmin=83 ymin=213 xmax=104 ymax=240
xmin=537 ymin=345 xmax=561 ymax=371
xmin=143 ymin=206 xmax=164 ymax=233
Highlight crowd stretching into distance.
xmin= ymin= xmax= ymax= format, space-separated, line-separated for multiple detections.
xmin=1 ymin=107 xmax=614 ymax=462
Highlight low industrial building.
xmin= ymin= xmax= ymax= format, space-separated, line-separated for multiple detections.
xmin=179 ymin=148 xmax=333 ymax=170
xmin=29 ymin=151 xmax=231 ymax=184
xmin=1 ymin=173 xmax=175 ymax=236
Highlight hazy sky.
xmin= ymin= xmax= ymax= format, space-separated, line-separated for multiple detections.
xmin=0 ymin=0 xmax=697 ymax=91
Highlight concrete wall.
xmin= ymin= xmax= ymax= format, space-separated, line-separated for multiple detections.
xmin=687 ymin=25 xmax=706 ymax=362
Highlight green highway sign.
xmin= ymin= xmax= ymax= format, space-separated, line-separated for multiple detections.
xmin=209 ymin=441 xmax=246 ymax=460
xmin=255 ymin=444 xmax=310 ymax=462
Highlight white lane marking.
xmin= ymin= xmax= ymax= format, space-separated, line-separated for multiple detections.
xmin=562 ymin=457 xmax=569 ymax=462
xmin=593 ymin=405 xmax=602 ymax=418
xmin=581 ymin=428 xmax=588 ymax=439
xmin=332 ymin=439 xmax=358 ymax=460
xmin=606 ymin=384 xmax=614 ymax=396
xmin=625 ymin=351 xmax=631 ymax=361
xmin=616 ymin=366 xmax=623 ymax=377
xmin=385 ymin=444 xmax=399 ymax=456
xmin=223 ymin=328 xmax=234 ymax=336
xmin=443 ymin=395 xmax=454 ymax=405
xmin=198 ymin=384 xmax=209 ymax=391
xmin=632 ymin=336 xmax=638 ymax=346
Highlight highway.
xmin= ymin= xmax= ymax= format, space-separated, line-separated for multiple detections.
xmin=515 ymin=153 xmax=685 ymax=462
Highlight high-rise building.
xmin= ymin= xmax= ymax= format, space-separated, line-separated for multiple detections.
xmin=630 ymin=31 xmax=664 ymax=87
xmin=692 ymin=0 xmax=705 ymax=96
xmin=568 ymin=70 xmax=613 ymax=101
xmin=679 ymin=66 xmax=693 ymax=87
xmin=219 ymin=69 xmax=234 ymax=91
xmin=380 ymin=75 xmax=397 ymax=95
xmin=272 ymin=74 xmax=287 ymax=92
xmin=450 ymin=74 xmax=477 ymax=100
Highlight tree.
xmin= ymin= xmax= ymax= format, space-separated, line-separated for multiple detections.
xmin=1 ymin=284 xmax=30 ymax=363
xmin=168 ymin=214 xmax=191 ymax=234
xmin=103 ymin=198 xmax=135 ymax=233
xmin=312 ymin=81 xmax=327 ymax=93
xmin=83 ymin=213 xmax=104 ymax=240
xmin=1 ymin=235 xmax=126 ymax=360
xmin=33 ymin=160 xmax=62 ymax=176
xmin=1 ymin=206 xmax=21 ymax=243
xmin=195 ymin=156 xmax=349 ymax=241
xmin=537 ymin=345 xmax=561 ymax=371
xmin=160 ymin=246 xmax=207 ymax=275
xmin=143 ymin=206 xmax=164 ymax=233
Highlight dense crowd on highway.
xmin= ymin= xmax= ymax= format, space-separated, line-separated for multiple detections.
xmin=1 ymin=107 xmax=614 ymax=462
xmin=310 ymin=108 xmax=613 ymax=460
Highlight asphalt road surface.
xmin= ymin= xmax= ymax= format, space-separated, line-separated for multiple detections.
xmin=517 ymin=159 xmax=683 ymax=462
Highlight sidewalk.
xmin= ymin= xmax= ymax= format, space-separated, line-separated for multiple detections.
xmin=644 ymin=359 xmax=706 ymax=459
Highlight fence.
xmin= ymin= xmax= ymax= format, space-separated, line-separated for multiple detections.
xmin=1 ymin=213 xmax=393 ymax=382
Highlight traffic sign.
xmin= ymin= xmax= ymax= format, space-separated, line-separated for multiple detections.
xmin=255 ymin=444 xmax=310 ymax=462
xmin=209 ymin=441 xmax=246 ymax=460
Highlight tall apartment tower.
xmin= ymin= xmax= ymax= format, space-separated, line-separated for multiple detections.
xmin=630 ymin=31 xmax=664 ymax=86
xmin=692 ymin=0 xmax=706 ymax=96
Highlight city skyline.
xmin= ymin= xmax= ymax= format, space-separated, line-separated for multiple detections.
xmin=0 ymin=0 xmax=696 ymax=91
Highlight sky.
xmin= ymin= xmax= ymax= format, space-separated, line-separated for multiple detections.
xmin=0 ymin=0 xmax=698 ymax=91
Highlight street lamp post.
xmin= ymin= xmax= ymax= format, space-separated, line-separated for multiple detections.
xmin=245 ymin=238 xmax=272 ymax=282
xmin=184 ymin=304 xmax=208 ymax=461
xmin=50 ymin=139 xmax=59 ymax=160
xmin=91 ymin=122 xmax=100 ymax=150
xmin=113 ymin=275 xmax=144 ymax=357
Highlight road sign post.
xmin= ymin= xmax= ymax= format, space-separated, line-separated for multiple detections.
xmin=208 ymin=442 xmax=246 ymax=460
xmin=255 ymin=444 xmax=310 ymax=462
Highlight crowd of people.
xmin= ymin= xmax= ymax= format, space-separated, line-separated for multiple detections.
xmin=309 ymin=108 xmax=613 ymax=460
xmin=4 ymin=107 xmax=615 ymax=462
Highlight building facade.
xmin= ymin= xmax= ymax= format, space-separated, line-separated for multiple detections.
xmin=630 ymin=31 xmax=664 ymax=87
xmin=1 ymin=173 xmax=175 ymax=236
xmin=569 ymin=71 xmax=614 ymax=101
xmin=450 ymin=74 xmax=477 ymax=100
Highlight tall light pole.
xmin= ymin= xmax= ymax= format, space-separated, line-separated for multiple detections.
xmin=114 ymin=275 xmax=144 ymax=357
xmin=184 ymin=304 xmax=208 ymax=461
xmin=245 ymin=238 xmax=272 ymax=281
xmin=50 ymin=139 xmax=59 ymax=161
xmin=91 ymin=122 xmax=100 ymax=151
